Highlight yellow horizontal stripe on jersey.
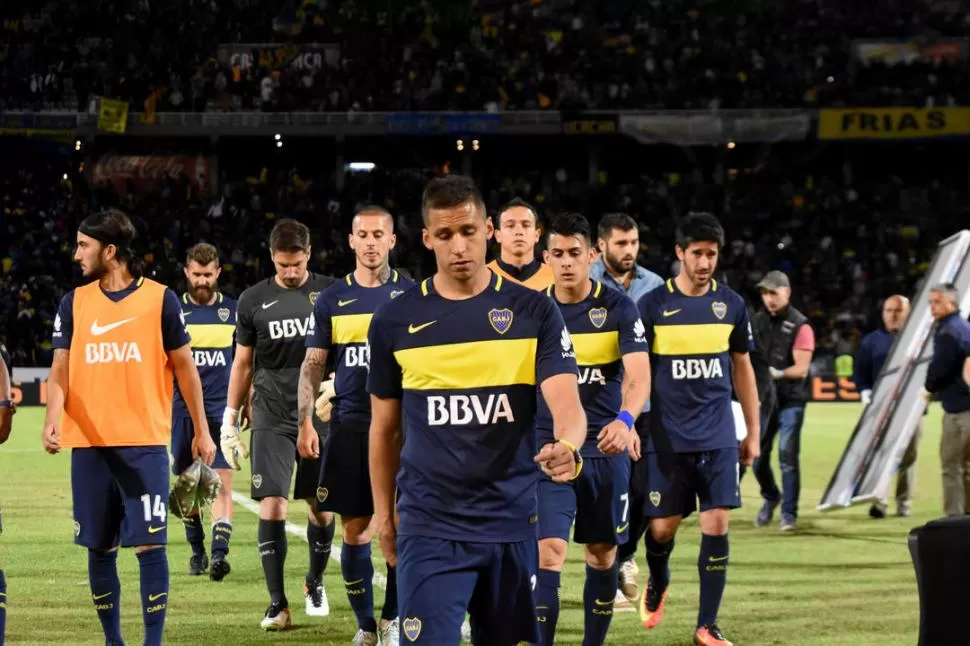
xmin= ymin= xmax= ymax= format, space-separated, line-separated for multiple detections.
xmin=571 ymin=331 xmax=620 ymax=366
xmin=332 ymin=313 xmax=373 ymax=345
xmin=652 ymin=323 xmax=734 ymax=356
xmin=186 ymin=323 xmax=234 ymax=349
xmin=395 ymin=338 xmax=538 ymax=390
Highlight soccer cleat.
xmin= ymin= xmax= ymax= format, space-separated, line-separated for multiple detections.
xmin=352 ymin=630 xmax=378 ymax=646
xmin=694 ymin=624 xmax=734 ymax=645
xmin=460 ymin=619 xmax=472 ymax=642
xmin=638 ymin=578 xmax=667 ymax=629
xmin=209 ymin=553 xmax=231 ymax=581
xmin=188 ymin=552 xmax=209 ymax=576
xmin=379 ymin=618 xmax=400 ymax=646
xmin=869 ymin=504 xmax=887 ymax=519
xmin=260 ymin=603 xmax=292 ymax=631
xmin=304 ymin=578 xmax=330 ymax=617
xmin=755 ymin=499 xmax=778 ymax=527
xmin=780 ymin=513 xmax=797 ymax=532
xmin=619 ymin=558 xmax=640 ymax=602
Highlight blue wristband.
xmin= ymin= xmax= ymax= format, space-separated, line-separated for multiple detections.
xmin=616 ymin=410 xmax=635 ymax=430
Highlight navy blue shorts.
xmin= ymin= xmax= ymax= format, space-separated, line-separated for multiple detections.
xmin=538 ymin=454 xmax=630 ymax=545
xmin=317 ymin=421 xmax=373 ymax=517
xmin=170 ymin=416 xmax=230 ymax=475
xmin=397 ymin=535 xmax=539 ymax=645
xmin=71 ymin=446 xmax=171 ymax=549
xmin=643 ymin=448 xmax=740 ymax=519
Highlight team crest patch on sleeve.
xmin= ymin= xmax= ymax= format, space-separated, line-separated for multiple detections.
xmin=402 ymin=617 xmax=422 ymax=642
xmin=316 ymin=486 xmax=329 ymax=503
xmin=488 ymin=308 xmax=514 ymax=334
xmin=217 ymin=307 xmax=231 ymax=322
xmin=309 ymin=291 xmax=320 ymax=305
xmin=588 ymin=307 xmax=608 ymax=329
xmin=711 ymin=302 xmax=728 ymax=320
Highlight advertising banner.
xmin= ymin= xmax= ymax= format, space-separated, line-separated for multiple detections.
xmin=92 ymin=154 xmax=211 ymax=196
xmin=818 ymin=107 xmax=970 ymax=140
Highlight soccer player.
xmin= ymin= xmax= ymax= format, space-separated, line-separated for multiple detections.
xmin=486 ymin=198 xmax=554 ymax=290
xmin=298 ymin=206 xmax=413 ymax=646
xmin=171 ymin=242 xmax=237 ymax=578
xmin=368 ymin=175 xmax=587 ymax=645
xmin=219 ymin=218 xmax=336 ymax=630
xmin=0 ymin=342 xmax=13 ymax=646
xmin=636 ymin=213 xmax=760 ymax=646
xmin=534 ymin=212 xmax=651 ymax=646
xmin=41 ymin=210 xmax=217 ymax=646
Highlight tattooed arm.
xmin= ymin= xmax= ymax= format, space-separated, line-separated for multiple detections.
xmin=297 ymin=347 xmax=329 ymax=458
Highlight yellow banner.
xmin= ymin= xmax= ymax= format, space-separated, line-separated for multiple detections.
xmin=98 ymin=98 xmax=129 ymax=134
xmin=818 ymin=107 xmax=970 ymax=140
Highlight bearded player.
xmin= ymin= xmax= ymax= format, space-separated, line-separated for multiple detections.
xmin=298 ymin=206 xmax=413 ymax=645
xmin=42 ymin=209 xmax=216 ymax=646
xmin=636 ymin=213 xmax=760 ymax=646
xmin=534 ymin=212 xmax=651 ymax=646
xmin=172 ymin=242 xmax=237 ymax=580
xmin=220 ymin=219 xmax=337 ymax=630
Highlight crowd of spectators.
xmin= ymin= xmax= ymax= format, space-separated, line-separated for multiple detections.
xmin=3 ymin=0 xmax=970 ymax=113
xmin=1 ymin=140 xmax=962 ymax=369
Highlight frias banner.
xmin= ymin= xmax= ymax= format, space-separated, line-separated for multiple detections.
xmin=852 ymin=38 xmax=968 ymax=66
xmin=618 ymin=111 xmax=810 ymax=146
xmin=217 ymin=43 xmax=340 ymax=73
xmin=818 ymin=107 xmax=970 ymax=140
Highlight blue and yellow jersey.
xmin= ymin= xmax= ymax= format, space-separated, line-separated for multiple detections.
xmin=306 ymin=270 xmax=414 ymax=425
xmin=173 ymin=292 xmax=236 ymax=420
xmin=367 ymin=271 xmax=577 ymax=542
xmin=536 ymin=281 xmax=647 ymax=458
xmin=638 ymin=278 xmax=753 ymax=453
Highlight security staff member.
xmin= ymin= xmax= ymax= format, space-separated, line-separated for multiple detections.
xmin=752 ymin=271 xmax=815 ymax=533
xmin=925 ymin=283 xmax=970 ymax=516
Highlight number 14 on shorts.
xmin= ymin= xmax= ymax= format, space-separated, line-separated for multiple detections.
xmin=140 ymin=493 xmax=167 ymax=532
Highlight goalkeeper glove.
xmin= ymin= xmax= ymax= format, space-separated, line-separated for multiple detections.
xmin=315 ymin=375 xmax=336 ymax=423
xmin=220 ymin=407 xmax=250 ymax=471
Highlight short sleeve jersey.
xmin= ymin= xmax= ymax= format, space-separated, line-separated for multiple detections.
xmin=535 ymin=281 xmax=648 ymax=458
xmin=235 ymin=273 xmax=334 ymax=430
xmin=305 ymin=270 xmax=414 ymax=426
xmin=367 ymin=272 xmax=578 ymax=542
xmin=638 ymin=278 xmax=753 ymax=453
xmin=172 ymin=293 xmax=236 ymax=420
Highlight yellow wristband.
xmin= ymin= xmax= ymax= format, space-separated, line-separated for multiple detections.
xmin=556 ymin=439 xmax=583 ymax=480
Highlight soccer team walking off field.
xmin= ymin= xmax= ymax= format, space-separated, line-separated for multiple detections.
xmin=19 ymin=174 xmax=948 ymax=645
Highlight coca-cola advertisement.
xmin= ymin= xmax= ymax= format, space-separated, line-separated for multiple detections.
xmin=92 ymin=154 xmax=211 ymax=196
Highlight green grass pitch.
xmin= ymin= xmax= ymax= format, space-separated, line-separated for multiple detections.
xmin=0 ymin=404 xmax=937 ymax=644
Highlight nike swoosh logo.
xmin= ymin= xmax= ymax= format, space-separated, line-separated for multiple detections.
xmin=344 ymin=578 xmax=365 ymax=585
xmin=148 ymin=593 xmax=167 ymax=602
xmin=90 ymin=317 xmax=137 ymax=336
xmin=147 ymin=525 xmax=166 ymax=534
xmin=708 ymin=555 xmax=729 ymax=562
xmin=408 ymin=320 xmax=437 ymax=334
xmin=181 ymin=310 xmax=192 ymax=317
xmin=258 ymin=541 xmax=275 ymax=548
xmin=338 ymin=299 xmax=358 ymax=307
xmin=593 ymin=598 xmax=614 ymax=607
xmin=92 ymin=592 xmax=112 ymax=600
xmin=261 ymin=300 xmax=279 ymax=310
xmin=615 ymin=523 xmax=630 ymax=533
xmin=662 ymin=309 xmax=682 ymax=317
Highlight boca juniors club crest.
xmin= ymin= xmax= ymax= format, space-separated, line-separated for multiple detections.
xmin=309 ymin=291 xmax=320 ymax=305
xmin=402 ymin=617 xmax=422 ymax=642
xmin=588 ymin=307 xmax=608 ymax=329
xmin=217 ymin=307 xmax=230 ymax=322
xmin=316 ymin=486 xmax=329 ymax=503
xmin=488 ymin=308 xmax=514 ymax=335
xmin=712 ymin=302 xmax=727 ymax=320
xmin=649 ymin=491 xmax=662 ymax=507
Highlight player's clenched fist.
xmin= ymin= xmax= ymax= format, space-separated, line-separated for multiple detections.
xmin=596 ymin=419 xmax=632 ymax=457
xmin=535 ymin=440 xmax=583 ymax=483
xmin=192 ymin=420 xmax=217 ymax=466
xmin=42 ymin=421 xmax=60 ymax=454
xmin=220 ymin=407 xmax=250 ymax=470
xmin=297 ymin=421 xmax=319 ymax=459
xmin=739 ymin=434 xmax=760 ymax=466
